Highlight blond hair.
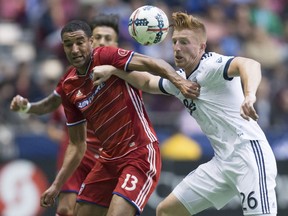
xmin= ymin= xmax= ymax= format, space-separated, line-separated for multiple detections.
xmin=172 ymin=12 xmax=207 ymax=43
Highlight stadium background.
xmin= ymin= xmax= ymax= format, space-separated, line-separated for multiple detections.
xmin=0 ymin=0 xmax=288 ymax=215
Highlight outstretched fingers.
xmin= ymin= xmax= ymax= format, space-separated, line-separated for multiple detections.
xmin=179 ymin=80 xmax=200 ymax=100
xmin=240 ymin=95 xmax=259 ymax=121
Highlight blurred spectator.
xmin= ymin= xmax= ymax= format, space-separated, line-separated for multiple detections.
xmin=271 ymin=87 xmax=288 ymax=131
xmin=0 ymin=125 xmax=18 ymax=161
xmin=250 ymin=0 xmax=284 ymax=38
xmin=255 ymin=76 xmax=272 ymax=131
xmin=233 ymin=3 xmax=254 ymax=43
xmin=243 ymin=26 xmax=283 ymax=70
xmin=35 ymin=58 xmax=63 ymax=96
xmin=34 ymin=0 xmax=79 ymax=60
xmin=200 ymin=3 xmax=228 ymax=51
xmin=0 ymin=0 xmax=27 ymax=25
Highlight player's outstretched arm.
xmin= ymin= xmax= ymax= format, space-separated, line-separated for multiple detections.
xmin=92 ymin=65 xmax=162 ymax=94
xmin=10 ymin=93 xmax=62 ymax=115
xmin=228 ymin=57 xmax=261 ymax=121
xmin=128 ymin=53 xmax=200 ymax=99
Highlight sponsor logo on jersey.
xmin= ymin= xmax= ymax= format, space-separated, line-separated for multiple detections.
xmin=216 ymin=57 xmax=222 ymax=63
xmin=76 ymin=90 xmax=83 ymax=97
xmin=183 ymin=98 xmax=196 ymax=115
xmin=77 ymin=82 xmax=105 ymax=109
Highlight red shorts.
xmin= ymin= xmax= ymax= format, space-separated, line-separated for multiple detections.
xmin=76 ymin=142 xmax=161 ymax=214
xmin=61 ymin=150 xmax=95 ymax=193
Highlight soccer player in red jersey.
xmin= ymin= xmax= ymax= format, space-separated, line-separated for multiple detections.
xmin=10 ymin=15 xmax=120 ymax=216
xmin=39 ymin=20 xmax=199 ymax=216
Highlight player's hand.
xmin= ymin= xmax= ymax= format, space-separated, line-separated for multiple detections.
xmin=40 ymin=185 xmax=59 ymax=208
xmin=240 ymin=94 xmax=259 ymax=121
xmin=92 ymin=65 xmax=118 ymax=86
xmin=10 ymin=95 xmax=30 ymax=112
xmin=177 ymin=79 xmax=200 ymax=100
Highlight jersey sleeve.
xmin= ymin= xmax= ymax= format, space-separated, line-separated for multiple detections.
xmin=158 ymin=69 xmax=186 ymax=96
xmin=58 ymin=83 xmax=86 ymax=127
xmin=96 ymin=46 xmax=134 ymax=71
xmin=200 ymin=53 xmax=234 ymax=86
xmin=54 ymin=77 xmax=64 ymax=97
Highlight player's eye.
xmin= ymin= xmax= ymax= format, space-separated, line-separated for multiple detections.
xmin=105 ymin=36 xmax=112 ymax=42
xmin=63 ymin=42 xmax=73 ymax=47
xmin=76 ymin=39 xmax=86 ymax=45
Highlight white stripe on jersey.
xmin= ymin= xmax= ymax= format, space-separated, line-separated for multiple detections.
xmin=134 ymin=143 xmax=157 ymax=211
xmin=251 ymin=140 xmax=270 ymax=214
xmin=125 ymin=82 xmax=157 ymax=142
xmin=124 ymin=52 xmax=135 ymax=71
xmin=101 ymin=118 xmax=132 ymax=145
xmin=66 ymin=119 xmax=86 ymax=127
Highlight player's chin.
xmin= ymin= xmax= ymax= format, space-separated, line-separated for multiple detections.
xmin=72 ymin=60 xmax=85 ymax=68
xmin=174 ymin=60 xmax=184 ymax=68
xmin=70 ymin=56 xmax=85 ymax=64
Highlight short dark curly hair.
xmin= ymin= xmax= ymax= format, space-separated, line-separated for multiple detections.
xmin=90 ymin=14 xmax=119 ymax=37
xmin=61 ymin=20 xmax=92 ymax=39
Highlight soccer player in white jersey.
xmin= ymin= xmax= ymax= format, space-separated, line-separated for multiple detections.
xmin=92 ymin=11 xmax=278 ymax=216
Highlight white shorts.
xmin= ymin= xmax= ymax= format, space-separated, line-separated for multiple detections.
xmin=173 ymin=140 xmax=278 ymax=215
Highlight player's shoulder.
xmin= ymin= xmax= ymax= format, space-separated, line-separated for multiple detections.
xmin=201 ymin=52 xmax=225 ymax=61
xmin=200 ymin=52 xmax=233 ymax=67
xmin=93 ymin=46 xmax=118 ymax=55
xmin=92 ymin=46 xmax=132 ymax=62
xmin=61 ymin=67 xmax=80 ymax=92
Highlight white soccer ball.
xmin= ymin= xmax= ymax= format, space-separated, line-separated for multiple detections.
xmin=128 ymin=5 xmax=169 ymax=46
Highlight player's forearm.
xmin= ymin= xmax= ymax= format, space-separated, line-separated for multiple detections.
xmin=152 ymin=59 xmax=184 ymax=87
xmin=28 ymin=94 xmax=61 ymax=115
xmin=92 ymin=64 xmax=163 ymax=94
xmin=117 ymin=71 xmax=162 ymax=94
xmin=52 ymin=141 xmax=86 ymax=190
xmin=129 ymin=54 xmax=183 ymax=88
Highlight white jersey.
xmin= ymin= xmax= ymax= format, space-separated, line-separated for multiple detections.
xmin=159 ymin=52 xmax=267 ymax=160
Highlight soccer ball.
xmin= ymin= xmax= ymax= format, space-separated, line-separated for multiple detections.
xmin=128 ymin=5 xmax=169 ymax=46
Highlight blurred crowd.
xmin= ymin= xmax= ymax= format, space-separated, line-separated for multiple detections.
xmin=0 ymin=0 xmax=288 ymax=154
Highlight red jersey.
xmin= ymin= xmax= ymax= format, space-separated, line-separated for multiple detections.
xmin=55 ymin=80 xmax=101 ymax=155
xmin=59 ymin=46 xmax=158 ymax=160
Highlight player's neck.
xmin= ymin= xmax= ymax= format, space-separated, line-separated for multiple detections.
xmin=185 ymin=51 xmax=203 ymax=77
xmin=77 ymin=55 xmax=92 ymax=76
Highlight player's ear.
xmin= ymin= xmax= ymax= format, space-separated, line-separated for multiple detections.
xmin=200 ymin=43 xmax=206 ymax=52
